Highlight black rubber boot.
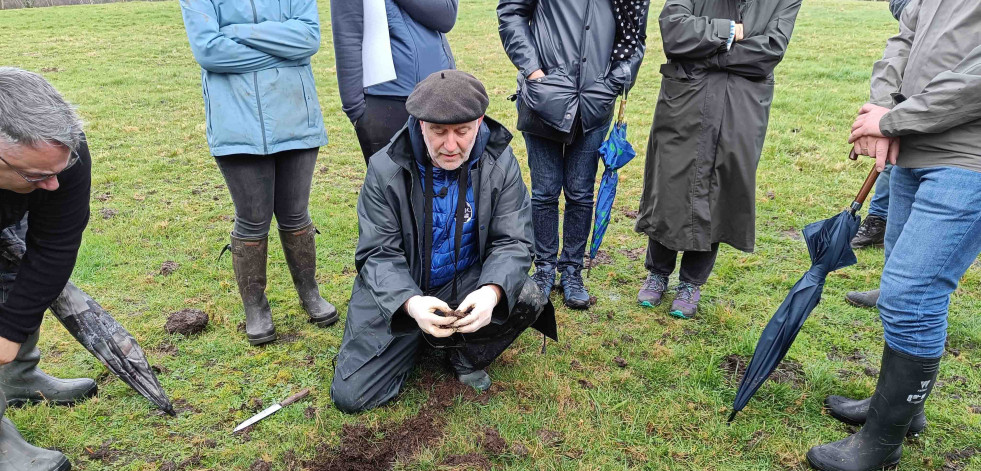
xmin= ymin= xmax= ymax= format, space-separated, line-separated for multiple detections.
xmin=0 ymin=390 xmax=71 ymax=471
xmin=824 ymin=395 xmax=927 ymax=436
xmin=0 ymin=330 xmax=96 ymax=407
xmin=807 ymin=345 xmax=940 ymax=471
xmin=280 ymin=225 xmax=338 ymax=327
xmin=850 ymin=215 xmax=886 ymax=249
xmin=230 ymin=235 xmax=277 ymax=346
xmin=448 ymin=350 xmax=491 ymax=392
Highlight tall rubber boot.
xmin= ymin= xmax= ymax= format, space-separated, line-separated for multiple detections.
xmin=0 ymin=389 xmax=71 ymax=471
xmin=0 ymin=330 xmax=96 ymax=407
xmin=807 ymin=345 xmax=940 ymax=471
xmin=230 ymin=235 xmax=277 ymax=346
xmin=279 ymin=225 xmax=338 ymax=327
xmin=824 ymin=395 xmax=927 ymax=436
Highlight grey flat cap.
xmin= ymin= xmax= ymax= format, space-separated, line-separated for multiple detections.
xmin=406 ymin=70 xmax=489 ymax=124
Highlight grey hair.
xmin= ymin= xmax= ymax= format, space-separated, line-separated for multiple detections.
xmin=0 ymin=67 xmax=84 ymax=152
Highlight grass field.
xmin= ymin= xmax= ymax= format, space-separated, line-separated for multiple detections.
xmin=1 ymin=0 xmax=979 ymax=470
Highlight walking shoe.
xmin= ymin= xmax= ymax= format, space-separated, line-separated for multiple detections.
xmin=531 ymin=263 xmax=556 ymax=298
xmin=559 ymin=266 xmax=590 ymax=310
xmin=669 ymin=282 xmax=701 ymax=319
xmin=844 ymin=289 xmax=879 ymax=309
xmin=807 ymin=345 xmax=940 ymax=471
xmin=637 ymin=272 xmax=669 ymax=307
xmin=850 ymin=215 xmax=886 ymax=249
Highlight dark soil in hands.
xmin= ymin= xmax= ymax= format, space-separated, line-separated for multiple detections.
xmin=164 ymin=309 xmax=208 ymax=336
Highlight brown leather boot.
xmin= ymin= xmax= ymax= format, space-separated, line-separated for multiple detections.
xmin=280 ymin=225 xmax=338 ymax=327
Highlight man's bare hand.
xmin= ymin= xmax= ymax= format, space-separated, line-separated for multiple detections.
xmin=527 ymin=69 xmax=545 ymax=81
xmin=0 ymin=336 xmax=21 ymax=365
xmin=404 ymin=296 xmax=456 ymax=338
xmin=452 ymin=285 xmax=502 ymax=334
xmin=734 ymin=23 xmax=744 ymax=42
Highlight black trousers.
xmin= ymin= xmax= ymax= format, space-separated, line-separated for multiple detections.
xmin=354 ymin=95 xmax=410 ymax=164
xmin=645 ymin=238 xmax=720 ymax=286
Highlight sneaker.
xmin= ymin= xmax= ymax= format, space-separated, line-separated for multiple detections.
xmin=559 ymin=266 xmax=590 ymax=310
xmin=669 ymin=282 xmax=701 ymax=319
xmin=845 ymin=288 xmax=880 ymax=309
xmin=638 ymin=272 xmax=669 ymax=307
xmin=851 ymin=215 xmax=886 ymax=249
xmin=531 ymin=263 xmax=556 ymax=298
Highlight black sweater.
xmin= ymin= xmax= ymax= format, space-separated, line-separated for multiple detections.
xmin=0 ymin=139 xmax=91 ymax=343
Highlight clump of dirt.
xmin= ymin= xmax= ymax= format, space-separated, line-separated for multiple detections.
xmin=306 ymin=371 xmax=497 ymax=471
xmin=613 ymin=356 xmax=628 ymax=368
xmin=83 ymin=440 xmax=120 ymax=463
xmin=304 ymin=406 xmax=317 ymax=419
xmin=245 ymin=397 xmax=264 ymax=412
xmin=720 ymin=354 xmax=805 ymax=387
xmin=438 ymin=307 xmax=472 ymax=319
xmin=584 ymin=251 xmax=613 ymax=268
xmin=943 ymin=447 xmax=980 ymax=471
xmin=249 ymin=459 xmax=271 ymax=471
xmin=622 ymin=209 xmax=639 ymax=219
xmin=619 ymin=247 xmax=646 ymax=261
xmin=578 ymin=379 xmax=595 ymax=390
xmin=442 ymin=453 xmax=492 ymax=470
xmin=480 ymin=428 xmax=506 ymax=454
xmin=100 ymin=208 xmax=117 ymax=219
xmin=510 ymin=442 xmax=529 ymax=457
xmin=165 ymin=309 xmax=209 ymax=336
xmin=863 ymin=366 xmax=879 ymax=377
xmin=160 ymin=260 xmax=179 ymax=276
xmin=537 ymin=429 xmax=563 ymax=448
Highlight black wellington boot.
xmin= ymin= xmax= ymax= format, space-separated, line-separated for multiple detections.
xmin=230 ymin=235 xmax=277 ymax=346
xmin=0 ymin=330 xmax=97 ymax=407
xmin=0 ymin=390 xmax=71 ymax=471
xmin=280 ymin=225 xmax=338 ymax=327
xmin=807 ymin=345 xmax=940 ymax=471
xmin=824 ymin=395 xmax=927 ymax=436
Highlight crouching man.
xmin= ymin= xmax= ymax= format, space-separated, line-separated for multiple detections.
xmin=0 ymin=67 xmax=96 ymax=471
xmin=331 ymin=70 xmax=556 ymax=413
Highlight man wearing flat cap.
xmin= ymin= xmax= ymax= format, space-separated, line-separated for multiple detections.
xmin=331 ymin=70 xmax=556 ymax=413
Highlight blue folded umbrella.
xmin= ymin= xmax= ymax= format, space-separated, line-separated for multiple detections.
xmin=589 ymin=114 xmax=636 ymax=267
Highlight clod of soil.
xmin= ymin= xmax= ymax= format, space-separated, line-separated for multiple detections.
xmin=943 ymin=447 xmax=980 ymax=471
xmin=510 ymin=442 xmax=529 ymax=458
xmin=589 ymin=296 xmax=598 ymax=306
xmin=570 ymin=359 xmax=583 ymax=371
xmin=863 ymin=366 xmax=879 ymax=377
xmin=100 ymin=208 xmax=117 ymax=219
xmin=249 ymin=459 xmax=271 ymax=471
xmin=160 ymin=260 xmax=179 ymax=275
xmin=613 ymin=357 xmax=628 ymax=368
xmin=164 ymin=309 xmax=209 ymax=336
xmin=305 ymin=371 xmax=498 ymax=471
xmin=442 ymin=453 xmax=492 ymax=470
xmin=83 ymin=440 xmax=119 ymax=463
xmin=578 ymin=379 xmax=595 ymax=390
xmin=622 ymin=209 xmax=639 ymax=219
xmin=438 ymin=307 xmax=472 ymax=319
xmin=480 ymin=428 xmax=506 ymax=455
xmin=720 ymin=354 xmax=805 ymax=387
xmin=304 ymin=406 xmax=317 ymax=419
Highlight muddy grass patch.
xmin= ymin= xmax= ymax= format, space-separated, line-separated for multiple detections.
xmin=720 ymin=354 xmax=806 ymax=387
xmin=942 ymin=447 xmax=980 ymax=471
xmin=305 ymin=371 xmax=498 ymax=471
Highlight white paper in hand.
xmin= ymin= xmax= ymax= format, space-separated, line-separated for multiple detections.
xmin=362 ymin=0 xmax=397 ymax=88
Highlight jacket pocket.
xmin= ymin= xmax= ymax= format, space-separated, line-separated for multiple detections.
xmin=519 ymin=71 xmax=578 ymax=133
xmin=202 ymin=74 xmax=213 ymax=137
xmin=296 ymin=69 xmax=317 ymax=128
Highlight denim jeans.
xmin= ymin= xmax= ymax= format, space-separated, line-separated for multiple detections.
xmin=214 ymin=147 xmax=319 ymax=239
xmin=523 ymin=124 xmax=609 ymax=271
xmin=878 ymin=166 xmax=981 ymax=358
xmin=867 ymin=164 xmax=892 ymax=219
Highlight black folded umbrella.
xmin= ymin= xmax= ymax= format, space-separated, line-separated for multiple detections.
xmin=729 ymin=157 xmax=880 ymax=421
xmin=0 ymin=227 xmax=175 ymax=416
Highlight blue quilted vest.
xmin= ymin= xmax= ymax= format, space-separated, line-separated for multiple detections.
xmin=409 ymin=118 xmax=488 ymax=290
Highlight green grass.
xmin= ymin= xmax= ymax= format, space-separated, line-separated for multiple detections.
xmin=1 ymin=1 xmax=980 ymax=469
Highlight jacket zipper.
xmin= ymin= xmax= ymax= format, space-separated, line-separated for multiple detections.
xmin=249 ymin=0 xmax=268 ymax=154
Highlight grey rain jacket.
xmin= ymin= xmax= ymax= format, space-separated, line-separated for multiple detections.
xmin=330 ymin=0 xmax=457 ymax=123
xmin=871 ymin=0 xmax=981 ymax=173
xmin=498 ymin=0 xmax=648 ymax=134
xmin=334 ymin=117 xmax=535 ymax=380
xmin=635 ymin=0 xmax=801 ymax=253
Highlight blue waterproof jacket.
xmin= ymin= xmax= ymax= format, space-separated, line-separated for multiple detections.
xmin=180 ymin=0 xmax=329 ymax=156
xmin=408 ymin=117 xmax=489 ymax=289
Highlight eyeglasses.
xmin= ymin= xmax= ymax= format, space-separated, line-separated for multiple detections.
xmin=0 ymin=149 xmax=80 ymax=183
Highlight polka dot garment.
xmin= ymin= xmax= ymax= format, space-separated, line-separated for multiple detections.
xmin=611 ymin=0 xmax=651 ymax=61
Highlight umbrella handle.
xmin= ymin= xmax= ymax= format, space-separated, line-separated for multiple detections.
xmin=616 ymin=97 xmax=628 ymax=125
xmin=850 ymin=154 xmax=880 ymax=215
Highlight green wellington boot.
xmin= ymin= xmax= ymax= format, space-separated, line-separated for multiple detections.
xmin=229 ymin=235 xmax=277 ymax=346
xmin=279 ymin=225 xmax=338 ymax=327
xmin=0 ymin=331 xmax=96 ymax=407
xmin=0 ymin=390 xmax=71 ymax=471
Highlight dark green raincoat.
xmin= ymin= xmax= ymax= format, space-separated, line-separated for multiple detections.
xmin=635 ymin=0 xmax=801 ymax=252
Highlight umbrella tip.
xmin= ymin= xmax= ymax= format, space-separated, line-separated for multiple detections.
xmin=163 ymin=406 xmax=177 ymax=417
xmin=727 ymin=410 xmax=738 ymax=423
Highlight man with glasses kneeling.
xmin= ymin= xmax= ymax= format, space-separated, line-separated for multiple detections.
xmin=331 ymin=70 xmax=556 ymax=413
xmin=0 ymin=67 xmax=94 ymax=471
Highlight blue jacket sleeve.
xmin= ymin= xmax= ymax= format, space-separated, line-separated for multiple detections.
xmin=219 ymin=0 xmax=322 ymax=61
xmin=392 ymin=0 xmax=458 ymax=33
xmin=330 ymin=0 xmax=367 ymax=123
xmin=179 ymin=0 xmax=302 ymax=74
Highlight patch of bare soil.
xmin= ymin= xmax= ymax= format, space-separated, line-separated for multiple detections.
xmin=165 ymin=309 xmax=208 ymax=335
xmin=305 ymin=371 xmax=497 ymax=471
xmin=720 ymin=354 xmax=806 ymax=387
xmin=943 ymin=447 xmax=980 ymax=471
xmin=83 ymin=440 xmax=120 ymax=463
xmin=442 ymin=453 xmax=492 ymax=470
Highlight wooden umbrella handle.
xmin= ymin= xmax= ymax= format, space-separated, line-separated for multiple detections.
xmin=281 ymin=388 xmax=311 ymax=406
xmin=616 ymin=98 xmax=628 ymax=124
xmin=854 ymin=165 xmax=880 ymax=207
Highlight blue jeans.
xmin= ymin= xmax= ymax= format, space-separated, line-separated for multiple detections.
xmin=878 ymin=166 xmax=981 ymax=358
xmin=867 ymin=164 xmax=892 ymax=219
xmin=523 ymin=125 xmax=609 ymax=271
